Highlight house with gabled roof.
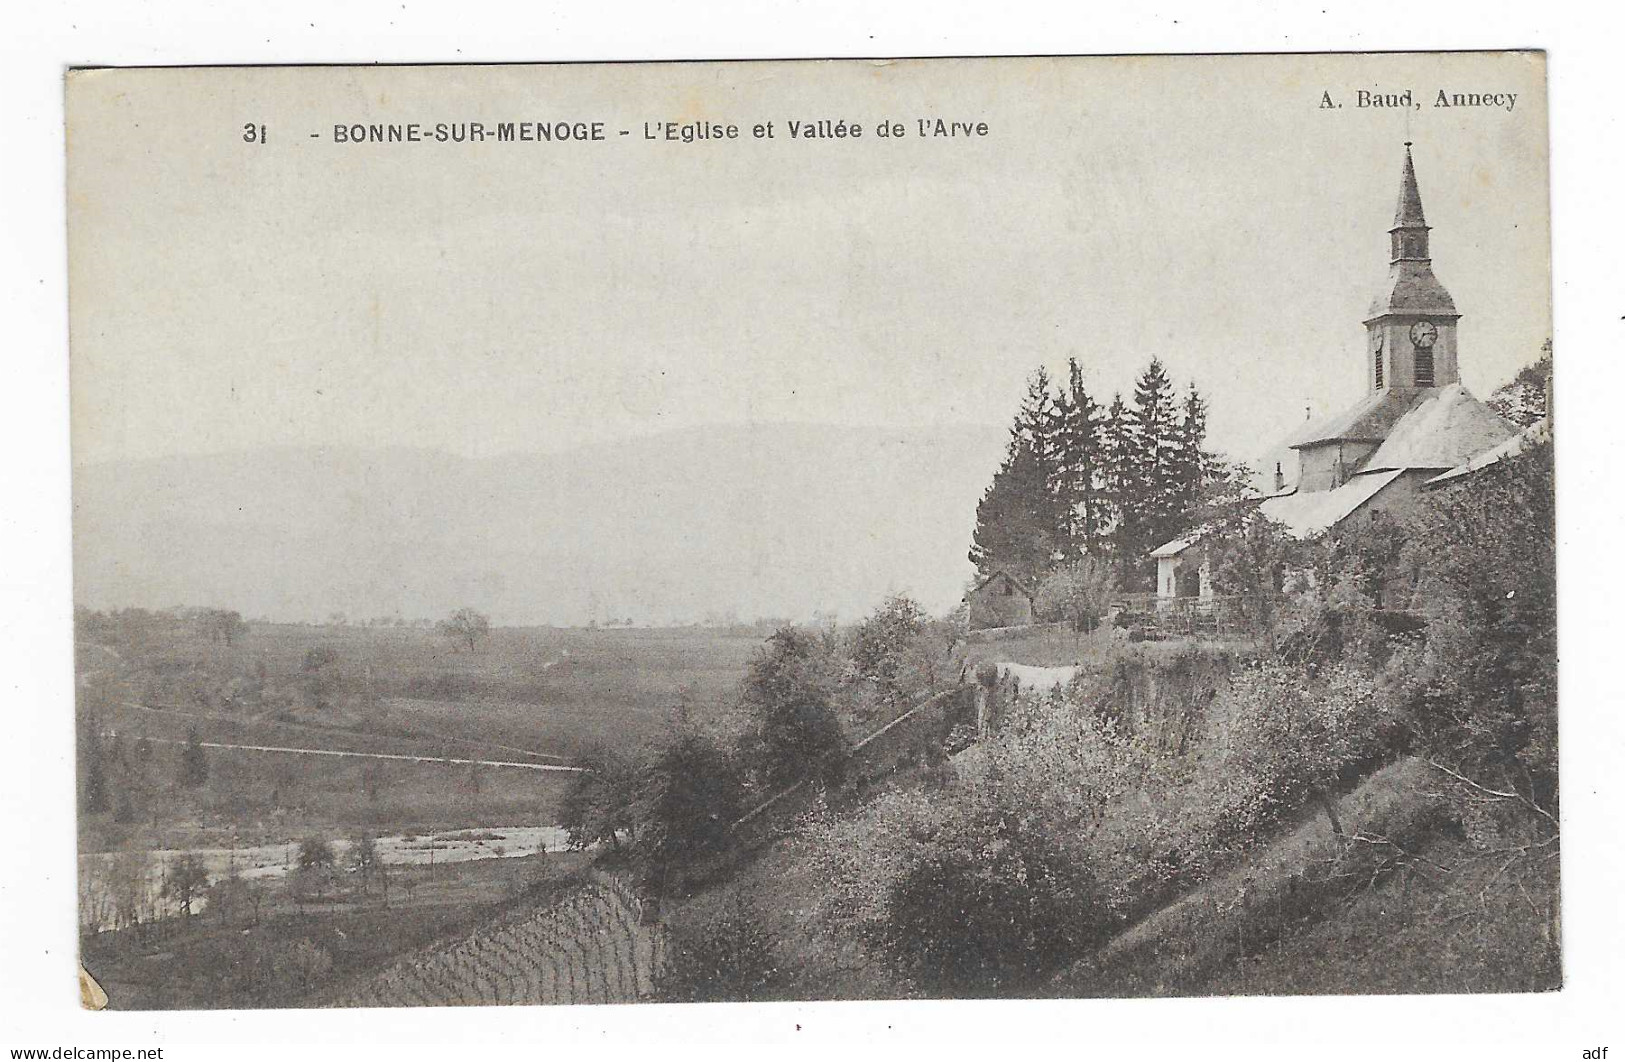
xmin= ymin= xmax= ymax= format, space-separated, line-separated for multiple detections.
xmin=964 ymin=569 xmax=1037 ymax=630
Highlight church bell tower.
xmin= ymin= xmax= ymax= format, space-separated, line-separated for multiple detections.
xmin=1364 ymin=144 xmax=1461 ymax=393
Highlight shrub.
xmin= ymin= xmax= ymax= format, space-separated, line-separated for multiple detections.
xmin=1402 ymin=440 xmax=1557 ymax=816
xmin=402 ymin=671 xmax=483 ymax=701
xmin=301 ymin=646 xmax=339 ymax=672
xmin=802 ymin=699 xmax=1124 ymax=995
xmin=874 ymin=804 xmax=1111 ymax=995
xmin=176 ymin=727 xmax=209 ymax=788
xmin=1212 ymin=660 xmax=1390 ymax=844
xmin=297 ymin=836 xmax=336 ymax=871
xmin=274 ymin=939 xmax=334 ymax=991
xmin=656 ymin=890 xmax=780 ymax=1002
xmin=1035 ymin=557 xmax=1116 ymax=632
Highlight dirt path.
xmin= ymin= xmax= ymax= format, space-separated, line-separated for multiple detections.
xmin=138 ymin=734 xmax=586 ymax=772
xmin=116 ymin=699 xmax=571 ymax=764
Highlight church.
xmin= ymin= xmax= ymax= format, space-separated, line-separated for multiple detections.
xmin=1153 ymin=145 xmax=1521 ymax=603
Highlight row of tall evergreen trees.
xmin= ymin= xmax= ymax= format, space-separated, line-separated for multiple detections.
xmin=969 ymin=356 xmax=1219 ymax=590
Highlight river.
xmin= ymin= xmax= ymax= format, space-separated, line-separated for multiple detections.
xmin=79 ymin=825 xmax=572 ymax=929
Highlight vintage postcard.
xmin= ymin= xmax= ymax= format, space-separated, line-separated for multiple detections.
xmin=66 ymin=52 xmax=1554 ymax=1009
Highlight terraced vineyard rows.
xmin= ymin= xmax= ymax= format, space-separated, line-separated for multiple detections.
xmin=332 ymin=873 xmax=665 ymax=1007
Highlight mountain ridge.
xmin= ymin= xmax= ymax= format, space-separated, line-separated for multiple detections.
xmin=73 ymin=421 xmax=1010 ymax=626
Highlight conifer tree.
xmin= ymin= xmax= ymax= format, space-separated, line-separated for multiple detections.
xmin=1012 ymin=367 xmax=1059 ymax=467
xmin=1099 ymin=392 xmax=1133 ymax=562
xmin=1173 ymin=382 xmax=1213 ymax=520
xmin=969 ymin=437 xmax=1056 ymax=587
xmin=970 ymin=369 xmax=1069 ymax=585
xmin=1120 ymin=358 xmax=1185 ymax=579
xmin=1048 ymin=377 xmax=1078 ymax=560
xmin=973 ymin=359 xmax=1223 ymax=592
xmin=1020 ymin=368 xmax=1073 ymax=545
xmin=1053 ymin=358 xmax=1106 ymax=560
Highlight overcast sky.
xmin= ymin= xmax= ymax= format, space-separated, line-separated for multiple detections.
xmin=68 ymin=53 xmax=1548 ymax=472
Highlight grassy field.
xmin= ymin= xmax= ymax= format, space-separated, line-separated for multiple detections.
xmin=78 ymin=618 xmax=762 ymax=850
xmin=84 ymin=619 xmax=760 ymax=752
xmin=960 ymin=622 xmax=1255 ymax=670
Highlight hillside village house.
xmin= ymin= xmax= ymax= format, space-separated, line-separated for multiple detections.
xmin=1153 ymin=145 xmax=1523 ymax=606
xmin=965 ymin=569 xmax=1037 ymax=630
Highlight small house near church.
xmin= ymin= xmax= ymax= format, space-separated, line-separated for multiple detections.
xmin=1151 ymin=535 xmax=1212 ymax=604
xmin=965 ymin=569 xmax=1036 ymax=630
xmin=1153 ymin=144 xmax=1521 ymax=602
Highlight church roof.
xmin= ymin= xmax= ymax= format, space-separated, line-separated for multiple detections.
xmin=1392 ymin=144 xmax=1429 ymax=230
xmin=1369 ymin=144 xmax=1458 ymax=318
xmin=1425 ymin=415 xmax=1550 ymax=487
xmin=1288 ymin=387 xmax=1430 ymax=448
xmin=1258 ymin=468 xmax=1406 ymax=539
xmin=1367 ymin=260 xmax=1459 ymax=319
xmin=1364 ymin=384 xmax=1518 ymax=472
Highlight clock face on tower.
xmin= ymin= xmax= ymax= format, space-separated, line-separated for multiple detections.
xmin=1409 ymin=320 xmax=1439 ymax=349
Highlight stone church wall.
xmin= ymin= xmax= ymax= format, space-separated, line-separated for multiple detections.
xmin=1296 ymin=439 xmax=1380 ymax=492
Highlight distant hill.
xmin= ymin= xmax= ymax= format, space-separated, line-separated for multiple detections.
xmin=72 ymin=423 xmax=1009 ymax=625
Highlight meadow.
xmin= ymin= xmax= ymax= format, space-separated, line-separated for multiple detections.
xmin=78 ymin=616 xmax=762 ymax=850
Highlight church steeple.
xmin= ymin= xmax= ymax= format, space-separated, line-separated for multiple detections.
xmin=1365 ymin=143 xmax=1461 ymax=393
xmin=1389 ymin=143 xmax=1431 ymax=262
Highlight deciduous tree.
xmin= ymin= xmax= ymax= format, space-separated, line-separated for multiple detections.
xmin=739 ymin=626 xmax=848 ymax=789
xmin=348 ymin=832 xmax=380 ymax=895
xmin=438 ymin=607 xmax=491 ymax=652
xmin=1486 ymin=341 xmax=1552 ymax=429
xmin=1404 ymin=439 xmax=1557 ymax=821
xmin=1035 ymin=556 xmax=1117 ymax=632
xmin=162 ymin=854 xmax=210 ymax=917
xmin=560 ymin=743 xmax=638 ymax=851
xmin=849 ymin=596 xmax=932 ymax=711
xmin=632 ymin=729 xmax=743 ymax=890
xmin=198 ymin=608 xmax=249 ymax=647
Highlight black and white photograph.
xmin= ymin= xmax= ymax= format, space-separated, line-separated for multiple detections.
xmin=58 ymin=51 xmax=1561 ymax=1011
xmin=9 ymin=11 xmax=1624 ymax=1049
